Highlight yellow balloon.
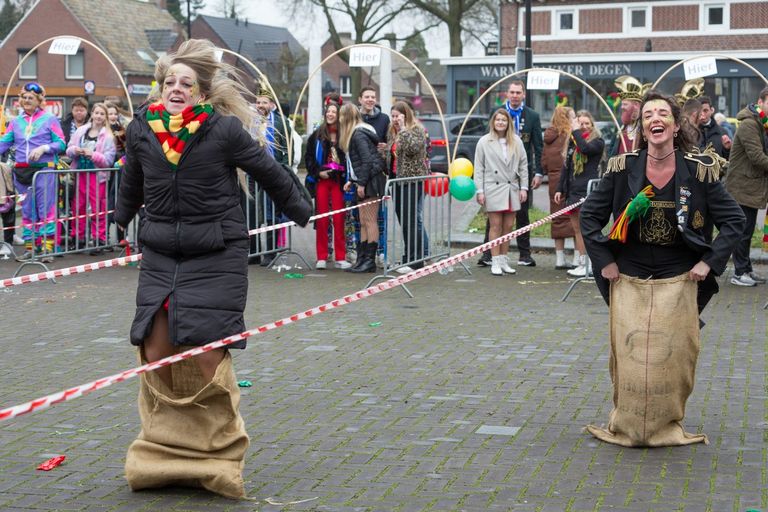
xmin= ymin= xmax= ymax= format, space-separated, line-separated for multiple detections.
xmin=449 ymin=157 xmax=474 ymax=178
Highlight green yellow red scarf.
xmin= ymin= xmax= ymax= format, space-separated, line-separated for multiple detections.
xmin=146 ymin=101 xmax=212 ymax=169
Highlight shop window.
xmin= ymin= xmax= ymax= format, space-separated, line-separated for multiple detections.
xmin=66 ymin=52 xmax=84 ymax=80
xmin=18 ymin=50 xmax=36 ymax=79
xmin=339 ymin=76 xmax=351 ymax=97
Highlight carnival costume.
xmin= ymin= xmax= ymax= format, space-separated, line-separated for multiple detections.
xmin=580 ymin=149 xmax=744 ymax=446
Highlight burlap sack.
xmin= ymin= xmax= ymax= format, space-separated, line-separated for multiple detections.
xmin=587 ymin=273 xmax=708 ymax=447
xmin=125 ymin=350 xmax=250 ymax=498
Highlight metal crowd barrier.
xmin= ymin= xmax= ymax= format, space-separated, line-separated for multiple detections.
xmin=561 ymin=178 xmax=602 ymax=302
xmin=8 ymin=167 xmax=139 ymax=277
xmin=366 ymin=174 xmax=470 ymax=297
xmin=241 ymin=174 xmax=308 ymax=269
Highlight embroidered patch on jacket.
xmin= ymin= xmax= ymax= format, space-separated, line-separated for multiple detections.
xmin=692 ymin=210 xmax=705 ymax=229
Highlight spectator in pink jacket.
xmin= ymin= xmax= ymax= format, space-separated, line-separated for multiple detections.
xmin=66 ymin=102 xmax=116 ymax=253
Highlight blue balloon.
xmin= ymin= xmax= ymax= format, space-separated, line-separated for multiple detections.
xmin=449 ymin=176 xmax=476 ymax=201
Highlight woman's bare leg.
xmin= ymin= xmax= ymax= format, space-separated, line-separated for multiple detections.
xmin=500 ymin=212 xmax=516 ymax=256
xmin=488 ymin=212 xmax=502 ymax=256
xmin=143 ymin=309 xmax=175 ymax=388
xmin=196 ymin=349 xmax=226 ymax=382
xmin=571 ymin=213 xmax=585 ymax=255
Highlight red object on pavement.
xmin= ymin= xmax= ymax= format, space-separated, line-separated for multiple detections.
xmin=37 ymin=455 xmax=66 ymax=471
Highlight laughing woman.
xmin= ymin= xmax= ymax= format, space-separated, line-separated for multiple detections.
xmin=115 ymin=39 xmax=312 ymax=498
xmin=580 ymin=90 xmax=744 ymax=447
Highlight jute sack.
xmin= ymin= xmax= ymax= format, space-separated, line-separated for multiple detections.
xmin=125 ymin=350 xmax=250 ymax=498
xmin=587 ymin=273 xmax=708 ymax=447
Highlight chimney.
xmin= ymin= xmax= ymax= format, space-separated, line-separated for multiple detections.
xmin=155 ymin=0 xmax=167 ymax=10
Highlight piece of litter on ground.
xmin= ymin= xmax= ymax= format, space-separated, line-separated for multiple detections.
xmin=284 ymin=273 xmax=304 ymax=279
xmin=265 ymin=496 xmax=319 ymax=506
xmin=37 ymin=455 xmax=66 ymax=471
xmin=237 ymin=380 xmax=253 ymax=387
xmin=369 ymin=322 xmax=382 ymax=327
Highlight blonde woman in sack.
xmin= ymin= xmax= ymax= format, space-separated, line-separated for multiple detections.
xmin=474 ymin=108 xmax=528 ymax=276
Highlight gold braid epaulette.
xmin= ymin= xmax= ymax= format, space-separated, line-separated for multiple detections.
xmin=684 ymin=144 xmax=724 ymax=183
xmin=605 ymin=150 xmax=639 ymax=174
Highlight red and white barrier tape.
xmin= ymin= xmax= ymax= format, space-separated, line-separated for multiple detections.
xmin=0 ymin=253 xmax=142 ymax=288
xmin=1 ymin=208 xmax=115 ymax=232
xmin=0 ymin=192 xmax=26 ymax=202
xmin=0 ymin=199 xmax=584 ymax=421
xmin=247 ymin=196 xmax=389 ymax=236
xmin=1 ymin=197 xmax=390 ymax=289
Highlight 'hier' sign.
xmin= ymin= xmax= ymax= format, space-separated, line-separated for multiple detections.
xmin=48 ymin=38 xmax=81 ymax=55
xmin=349 ymin=47 xmax=381 ymax=68
xmin=683 ymin=56 xmax=718 ymax=80
xmin=526 ymin=70 xmax=560 ymax=90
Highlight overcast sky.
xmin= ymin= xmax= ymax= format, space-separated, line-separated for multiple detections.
xmin=199 ymin=0 xmax=483 ymax=59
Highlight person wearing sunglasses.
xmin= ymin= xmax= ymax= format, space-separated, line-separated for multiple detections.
xmin=0 ymin=82 xmax=66 ymax=262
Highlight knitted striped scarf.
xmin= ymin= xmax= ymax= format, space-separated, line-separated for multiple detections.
xmin=146 ymin=101 xmax=212 ymax=169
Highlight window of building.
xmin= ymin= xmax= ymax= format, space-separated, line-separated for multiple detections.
xmin=18 ymin=50 xmax=37 ymax=79
xmin=703 ymin=4 xmax=728 ymax=30
xmin=66 ymin=52 xmax=84 ymax=79
xmin=628 ymin=7 xmax=648 ymax=31
xmin=339 ymin=76 xmax=351 ymax=97
xmin=556 ymin=10 xmax=576 ymax=33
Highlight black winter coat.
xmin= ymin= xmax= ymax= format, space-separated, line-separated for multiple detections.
xmin=115 ymin=107 xmax=312 ymax=348
xmin=348 ymin=126 xmax=387 ymax=198
xmin=557 ymin=129 xmax=605 ymax=205
xmin=699 ymin=120 xmax=729 ymax=159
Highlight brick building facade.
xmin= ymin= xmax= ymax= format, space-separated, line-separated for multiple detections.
xmin=444 ymin=0 xmax=768 ymax=119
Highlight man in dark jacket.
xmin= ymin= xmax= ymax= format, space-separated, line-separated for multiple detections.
xmin=698 ymin=96 xmax=731 ymax=158
xmin=61 ymin=97 xmax=89 ymax=146
xmin=478 ymin=80 xmax=542 ymax=267
xmin=724 ymin=86 xmax=768 ymax=287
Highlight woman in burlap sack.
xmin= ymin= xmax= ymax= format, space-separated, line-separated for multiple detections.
xmin=580 ymin=90 xmax=744 ymax=447
xmin=114 ymin=39 xmax=312 ymax=497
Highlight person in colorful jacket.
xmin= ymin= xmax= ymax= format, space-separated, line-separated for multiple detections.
xmin=0 ymin=82 xmax=65 ymax=262
xmin=66 ymin=102 xmax=116 ymax=252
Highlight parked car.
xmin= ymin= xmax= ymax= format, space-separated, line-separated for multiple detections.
xmin=420 ymin=114 xmax=489 ymax=174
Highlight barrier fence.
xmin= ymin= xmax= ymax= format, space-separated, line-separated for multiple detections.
xmin=0 ymin=198 xmax=585 ymax=422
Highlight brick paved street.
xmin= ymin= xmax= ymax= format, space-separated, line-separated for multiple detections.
xmin=0 ymin=225 xmax=766 ymax=511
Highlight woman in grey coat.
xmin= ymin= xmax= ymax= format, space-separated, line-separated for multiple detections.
xmin=474 ymin=108 xmax=528 ymax=275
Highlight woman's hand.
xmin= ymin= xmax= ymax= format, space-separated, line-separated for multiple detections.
xmin=343 ymin=181 xmax=352 ymax=192
xmin=519 ymin=189 xmax=528 ymax=204
xmin=689 ymin=261 xmax=711 ymax=282
xmin=571 ymin=118 xmax=580 ymax=131
xmin=357 ymin=184 xmax=365 ymax=199
xmin=319 ymin=171 xmax=330 ymax=180
xmin=553 ymin=191 xmax=563 ymax=205
xmin=83 ymin=148 xmax=93 ymax=158
xmin=28 ymin=146 xmax=46 ymax=162
xmin=476 ymin=192 xmax=485 ymax=206
xmin=601 ymin=262 xmax=620 ymax=282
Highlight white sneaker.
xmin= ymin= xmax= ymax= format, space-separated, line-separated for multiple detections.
xmin=395 ymin=265 xmax=414 ymax=274
xmin=315 ymin=260 xmax=327 ymax=270
xmin=376 ymin=253 xmax=386 ymax=269
xmin=490 ymin=256 xmax=503 ymax=276
xmin=571 ymin=250 xmax=581 ymax=268
xmin=747 ymin=271 xmax=766 ymax=284
xmin=334 ymin=260 xmax=352 ymax=269
xmin=567 ymin=265 xmax=587 ymax=277
xmin=500 ymin=255 xmax=516 ymax=274
xmin=13 ymin=235 xmax=24 ymax=245
xmin=731 ymin=274 xmax=757 ymax=287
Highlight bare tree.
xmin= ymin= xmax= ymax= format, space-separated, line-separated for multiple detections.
xmin=410 ymin=0 xmax=498 ymax=56
xmin=289 ymin=0 xmax=437 ymax=96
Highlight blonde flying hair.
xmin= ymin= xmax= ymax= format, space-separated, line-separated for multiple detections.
xmin=150 ymin=39 xmax=261 ymax=139
xmin=489 ymin=108 xmax=519 ymax=158
xmin=338 ymin=103 xmax=364 ymax=153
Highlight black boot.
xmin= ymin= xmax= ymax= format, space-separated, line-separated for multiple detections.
xmin=347 ymin=241 xmax=367 ymax=271
xmin=349 ymin=241 xmax=377 ymax=273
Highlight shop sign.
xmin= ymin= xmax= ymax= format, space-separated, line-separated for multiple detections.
xmin=48 ymin=37 xmax=81 ymax=55
xmin=684 ymin=56 xmax=718 ymax=80
xmin=349 ymin=47 xmax=381 ymax=67
xmin=527 ymin=70 xmax=560 ymax=90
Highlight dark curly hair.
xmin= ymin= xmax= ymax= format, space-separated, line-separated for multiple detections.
xmin=636 ymin=90 xmax=697 ymax=153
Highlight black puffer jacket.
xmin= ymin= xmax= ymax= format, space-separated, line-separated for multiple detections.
xmin=348 ymin=126 xmax=386 ymax=198
xmin=115 ymin=107 xmax=312 ymax=348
